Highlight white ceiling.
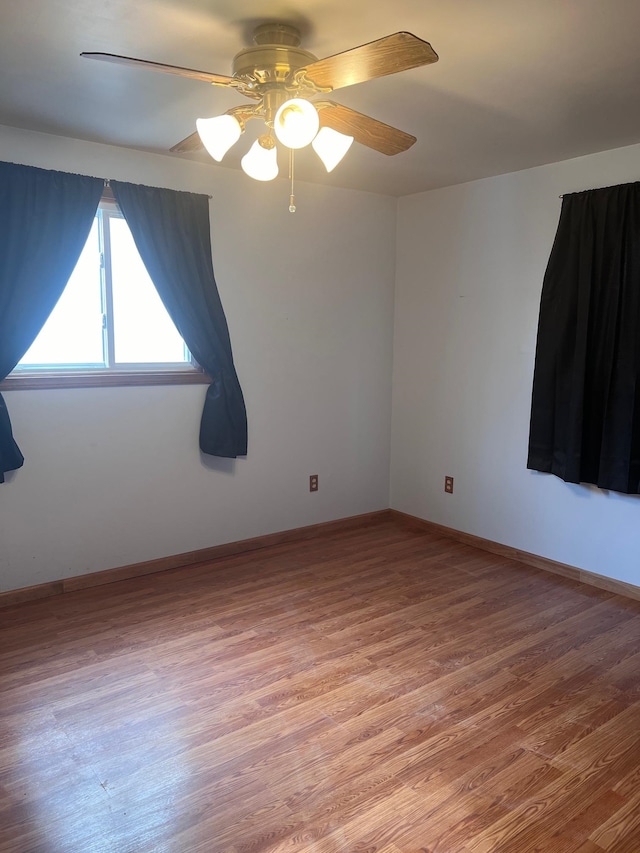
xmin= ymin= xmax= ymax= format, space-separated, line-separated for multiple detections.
xmin=3 ymin=0 xmax=640 ymax=196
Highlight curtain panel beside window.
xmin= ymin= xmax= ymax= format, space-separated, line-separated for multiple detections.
xmin=0 ymin=162 xmax=104 ymax=482
xmin=111 ymin=180 xmax=247 ymax=458
xmin=0 ymin=162 xmax=247 ymax=482
xmin=528 ymin=182 xmax=640 ymax=494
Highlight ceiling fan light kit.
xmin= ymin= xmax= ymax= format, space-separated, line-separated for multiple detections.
xmin=195 ymin=114 xmax=242 ymax=162
xmin=273 ymin=98 xmax=320 ymax=150
xmin=241 ymin=136 xmax=279 ymax=182
xmin=81 ymin=23 xmax=438 ymax=210
xmin=312 ymin=127 xmax=354 ymax=173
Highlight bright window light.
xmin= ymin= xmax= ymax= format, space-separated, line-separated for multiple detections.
xmin=110 ymin=218 xmax=187 ymax=364
xmin=16 ymin=202 xmax=192 ymax=373
xmin=19 ymin=219 xmax=104 ymax=367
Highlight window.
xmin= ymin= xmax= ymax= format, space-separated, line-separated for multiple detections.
xmin=5 ymin=195 xmax=208 ymax=389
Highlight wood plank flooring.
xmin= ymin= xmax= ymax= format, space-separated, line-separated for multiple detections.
xmin=1 ymin=519 xmax=639 ymax=852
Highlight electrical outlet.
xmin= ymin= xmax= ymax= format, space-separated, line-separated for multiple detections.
xmin=309 ymin=474 xmax=318 ymax=492
xmin=444 ymin=475 xmax=454 ymax=494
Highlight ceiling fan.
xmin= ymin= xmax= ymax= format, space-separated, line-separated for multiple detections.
xmin=82 ymin=23 xmax=438 ymax=208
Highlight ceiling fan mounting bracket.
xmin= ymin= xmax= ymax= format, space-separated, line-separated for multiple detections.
xmin=251 ymin=23 xmax=303 ymax=47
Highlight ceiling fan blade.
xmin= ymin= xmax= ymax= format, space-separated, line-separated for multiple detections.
xmin=80 ymin=52 xmax=239 ymax=87
xmin=294 ymin=32 xmax=437 ymax=92
xmin=170 ymin=132 xmax=203 ymax=154
xmin=318 ymin=101 xmax=416 ymax=155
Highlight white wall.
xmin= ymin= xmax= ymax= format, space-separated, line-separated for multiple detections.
xmin=5 ymin=124 xmax=640 ymax=595
xmin=0 ymin=125 xmax=397 ymax=591
xmin=391 ymin=142 xmax=640 ymax=587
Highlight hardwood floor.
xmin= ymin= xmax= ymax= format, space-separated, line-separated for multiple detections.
xmin=1 ymin=519 xmax=639 ymax=852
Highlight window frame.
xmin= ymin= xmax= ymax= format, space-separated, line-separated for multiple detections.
xmin=1 ymin=190 xmax=210 ymax=391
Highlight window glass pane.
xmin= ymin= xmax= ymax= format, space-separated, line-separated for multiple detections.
xmin=19 ymin=219 xmax=104 ymax=367
xmin=109 ymin=217 xmax=187 ymax=364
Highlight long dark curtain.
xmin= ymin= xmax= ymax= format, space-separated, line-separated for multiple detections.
xmin=0 ymin=163 xmax=103 ymax=482
xmin=111 ymin=180 xmax=247 ymax=458
xmin=528 ymin=182 xmax=640 ymax=494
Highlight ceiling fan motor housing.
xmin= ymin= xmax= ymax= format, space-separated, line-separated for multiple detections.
xmin=232 ymin=24 xmax=317 ymax=88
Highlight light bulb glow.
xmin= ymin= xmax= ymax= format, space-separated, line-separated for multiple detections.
xmin=241 ymin=139 xmax=279 ymax=181
xmin=312 ymin=127 xmax=354 ymax=172
xmin=274 ymin=99 xmax=320 ymax=149
xmin=196 ymin=114 xmax=242 ymax=162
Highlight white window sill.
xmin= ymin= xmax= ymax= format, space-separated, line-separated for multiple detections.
xmin=0 ymin=368 xmax=211 ymax=390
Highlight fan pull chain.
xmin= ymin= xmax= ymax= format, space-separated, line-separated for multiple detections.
xmin=289 ymin=148 xmax=296 ymax=213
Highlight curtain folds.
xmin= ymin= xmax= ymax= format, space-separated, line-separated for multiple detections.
xmin=111 ymin=180 xmax=247 ymax=458
xmin=0 ymin=162 xmax=103 ymax=482
xmin=527 ymin=182 xmax=640 ymax=494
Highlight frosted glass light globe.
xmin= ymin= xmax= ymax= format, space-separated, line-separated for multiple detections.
xmin=241 ymin=139 xmax=279 ymax=181
xmin=312 ymin=127 xmax=354 ymax=172
xmin=196 ymin=115 xmax=242 ymax=162
xmin=274 ymin=99 xmax=320 ymax=149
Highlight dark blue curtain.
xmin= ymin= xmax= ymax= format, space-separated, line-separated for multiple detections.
xmin=0 ymin=163 xmax=103 ymax=482
xmin=528 ymin=182 xmax=640 ymax=493
xmin=111 ymin=180 xmax=247 ymax=458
